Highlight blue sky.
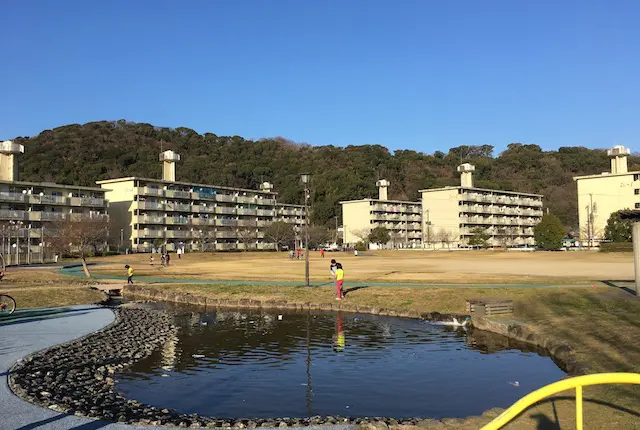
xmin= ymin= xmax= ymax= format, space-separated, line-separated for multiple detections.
xmin=1 ymin=0 xmax=638 ymax=154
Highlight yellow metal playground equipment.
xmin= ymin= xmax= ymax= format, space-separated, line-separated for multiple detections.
xmin=481 ymin=373 xmax=640 ymax=430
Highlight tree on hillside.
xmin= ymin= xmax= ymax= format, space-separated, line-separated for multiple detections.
xmin=604 ymin=210 xmax=633 ymax=243
xmin=264 ymin=221 xmax=295 ymax=251
xmin=468 ymin=227 xmax=491 ymax=249
xmin=534 ymin=214 xmax=566 ymax=250
xmin=14 ymin=120 xmax=640 ymax=232
xmin=368 ymin=226 xmax=391 ymax=247
xmin=51 ymin=214 xmax=109 ymax=277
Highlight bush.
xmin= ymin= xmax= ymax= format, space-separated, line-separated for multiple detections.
xmin=355 ymin=241 xmax=368 ymax=251
xmin=599 ymin=242 xmax=634 ymax=252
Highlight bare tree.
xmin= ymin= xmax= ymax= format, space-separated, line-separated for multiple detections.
xmin=308 ymin=225 xmax=331 ymax=249
xmin=264 ymin=220 xmax=295 ymax=251
xmin=51 ymin=214 xmax=109 ymax=277
xmin=389 ymin=230 xmax=403 ymax=249
xmin=350 ymin=228 xmax=371 ymax=246
xmin=580 ymin=224 xmax=603 ymax=248
xmin=191 ymin=226 xmax=216 ymax=252
xmin=236 ymin=228 xmax=257 ymax=251
xmin=424 ymin=224 xmax=435 ymax=249
xmin=496 ymin=227 xmax=518 ymax=248
xmin=436 ymin=228 xmax=455 ymax=249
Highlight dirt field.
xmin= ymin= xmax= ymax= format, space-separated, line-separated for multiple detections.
xmin=89 ymin=250 xmax=635 ymax=284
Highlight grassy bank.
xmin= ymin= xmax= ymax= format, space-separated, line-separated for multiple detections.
xmin=0 ymin=269 xmax=104 ymax=309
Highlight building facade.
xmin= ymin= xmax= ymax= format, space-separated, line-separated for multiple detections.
xmin=97 ymin=150 xmax=305 ymax=252
xmin=573 ymin=145 xmax=638 ymax=246
xmin=0 ymin=140 xmax=108 ymax=264
xmin=421 ymin=164 xmax=543 ymax=248
xmin=340 ymin=180 xmax=423 ymax=249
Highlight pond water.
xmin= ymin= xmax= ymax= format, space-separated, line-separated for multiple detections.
xmin=116 ymin=307 xmax=565 ymax=419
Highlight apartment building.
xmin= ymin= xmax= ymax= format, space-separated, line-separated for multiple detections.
xmin=340 ymin=180 xmax=423 ymax=249
xmin=421 ymin=164 xmax=543 ymax=248
xmin=573 ymin=145 xmax=638 ymax=245
xmin=0 ymin=140 xmax=108 ymax=264
xmin=97 ymin=150 xmax=305 ymax=252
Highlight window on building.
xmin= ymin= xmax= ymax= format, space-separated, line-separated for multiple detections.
xmin=636 ymin=189 xmax=640 ymax=195
xmin=635 ymin=174 xmax=640 ymax=181
xmin=636 ymin=203 xmax=640 ymax=209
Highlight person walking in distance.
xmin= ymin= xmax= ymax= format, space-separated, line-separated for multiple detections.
xmin=166 ymin=252 xmax=171 ymax=266
xmin=320 ymin=249 xmax=325 ymax=258
xmin=125 ymin=265 xmax=134 ymax=285
xmin=335 ymin=263 xmax=344 ymax=300
xmin=160 ymin=253 xmax=166 ymax=267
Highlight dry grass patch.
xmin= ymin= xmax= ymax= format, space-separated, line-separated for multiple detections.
xmin=1 ymin=267 xmax=103 ymax=308
xmin=88 ymin=250 xmax=635 ymax=285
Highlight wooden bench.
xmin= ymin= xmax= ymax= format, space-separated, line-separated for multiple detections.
xmin=466 ymin=298 xmax=514 ymax=317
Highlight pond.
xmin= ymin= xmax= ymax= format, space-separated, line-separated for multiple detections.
xmin=116 ymin=307 xmax=565 ymax=420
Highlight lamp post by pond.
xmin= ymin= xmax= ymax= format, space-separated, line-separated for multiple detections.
xmin=300 ymin=173 xmax=311 ymax=287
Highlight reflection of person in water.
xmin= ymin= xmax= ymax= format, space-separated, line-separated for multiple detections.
xmin=334 ymin=311 xmax=345 ymax=352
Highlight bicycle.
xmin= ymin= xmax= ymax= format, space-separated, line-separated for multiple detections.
xmin=0 ymin=293 xmax=16 ymax=316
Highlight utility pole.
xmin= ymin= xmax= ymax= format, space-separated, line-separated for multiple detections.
xmin=27 ymin=225 xmax=31 ymax=265
xmin=586 ymin=193 xmax=594 ymax=248
xmin=300 ymin=173 xmax=311 ymax=287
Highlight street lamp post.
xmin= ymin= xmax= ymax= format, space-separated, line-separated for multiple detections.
xmin=300 ymin=173 xmax=311 ymax=287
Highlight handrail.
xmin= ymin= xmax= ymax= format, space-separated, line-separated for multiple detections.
xmin=481 ymin=373 xmax=640 ymax=430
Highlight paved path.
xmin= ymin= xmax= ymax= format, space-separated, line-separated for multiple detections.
xmin=60 ymin=264 xmax=576 ymax=288
xmin=0 ymin=305 xmax=170 ymax=429
xmin=0 ymin=306 xmax=353 ymax=430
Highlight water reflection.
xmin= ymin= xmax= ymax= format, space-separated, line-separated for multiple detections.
xmin=334 ymin=311 xmax=345 ymax=353
xmin=117 ymin=306 xmax=565 ymax=419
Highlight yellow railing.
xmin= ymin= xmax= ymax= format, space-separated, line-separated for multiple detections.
xmin=481 ymin=373 xmax=640 ymax=430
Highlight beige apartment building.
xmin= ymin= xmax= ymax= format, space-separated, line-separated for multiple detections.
xmin=573 ymin=145 xmax=638 ymax=246
xmin=97 ymin=150 xmax=305 ymax=252
xmin=0 ymin=140 xmax=108 ymax=264
xmin=340 ymin=180 xmax=423 ymax=249
xmin=421 ymin=164 xmax=544 ymax=248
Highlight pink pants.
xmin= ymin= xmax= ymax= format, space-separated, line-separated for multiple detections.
xmin=336 ymin=280 xmax=344 ymax=298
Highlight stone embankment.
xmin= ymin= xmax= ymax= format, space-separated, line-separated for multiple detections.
xmin=472 ymin=317 xmax=588 ymax=375
xmin=124 ymin=284 xmax=470 ymax=322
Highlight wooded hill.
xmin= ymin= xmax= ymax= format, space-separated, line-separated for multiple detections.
xmin=11 ymin=120 xmax=639 ymax=230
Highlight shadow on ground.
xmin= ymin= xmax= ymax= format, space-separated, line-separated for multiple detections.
xmin=523 ymin=396 xmax=640 ymax=430
xmin=599 ymin=280 xmax=639 ymax=296
xmin=0 ymin=306 xmax=96 ymax=327
xmin=343 ymin=286 xmax=370 ymax=297
xmin=15 ymin=414 xmax=111 ymax=430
